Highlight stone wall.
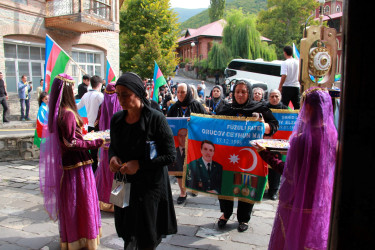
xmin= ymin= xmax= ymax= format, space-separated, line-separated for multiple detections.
xmin=0 ymin=134 xmax=39 ymax=161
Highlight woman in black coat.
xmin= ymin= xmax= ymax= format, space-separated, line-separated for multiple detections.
xmin=205 ymin=85 xmax=227 ymax=115
xmin=216 ymin=80 xmax=279 ymax=232
xmin=109 ymin=72 xmax=177 ymax=249
xmin=167 ymin=83 xmax=206 ymax=204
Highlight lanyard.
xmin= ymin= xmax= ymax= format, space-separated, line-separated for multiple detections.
xmin=212 ymin=99 xmax=221 ymax=113
xmin=181 ymin=107 xmax=188 ymax=117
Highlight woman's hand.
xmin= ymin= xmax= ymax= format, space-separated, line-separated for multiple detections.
xmin=253 ymin=142 xmax=266 ymax=152
xmin=109 ymin=156 xmax=122 ymax=173
xmin=120 ymin=160 xmax=139 ymax=175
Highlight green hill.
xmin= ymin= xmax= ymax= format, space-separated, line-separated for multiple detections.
xmin=173 ymin=8 xmax=208 ymax=23
xmin=179 ymin=0 xmax=268 ymax=31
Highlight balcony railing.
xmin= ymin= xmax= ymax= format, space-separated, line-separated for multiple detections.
xmin=46 ymin=0 xmax=113 ymax=20
xmin=45 ymin=0 xmax=115 ymax=32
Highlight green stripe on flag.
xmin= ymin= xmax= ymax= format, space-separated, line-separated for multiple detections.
xmin=49 ymin=52 xmax=70 ymax=93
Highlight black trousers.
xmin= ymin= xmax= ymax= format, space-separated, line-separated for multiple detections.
xmin=268 ymin=168 xmax=281 ymax=195
xmin=88 ymin=126 xmax=99 ymax=173
xmin=281 ymin=86 xmax=300 ymax=109
xmin=219 ymin=199 xmax=254 ymax=223
xmin=0 ymin=96 xmax=9 ymax=121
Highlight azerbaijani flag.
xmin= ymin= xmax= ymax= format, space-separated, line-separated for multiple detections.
xmin=105 ymin=59 xmax=116 ymax=85
xmin=44 ymin=35 xmax=70 ymax=93
xmin=33 ymin=103 xmax=48 ymax=148
xmin=152 ymin=61 xmax=167 ymax=102
xmin=293 ymin=43 xmax=300 ymax=60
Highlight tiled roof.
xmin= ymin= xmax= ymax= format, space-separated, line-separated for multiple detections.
xmin=178 ymin=19 xmax=226 ymax=43
xmin=177 ymin=19 xmax=271 ymax=43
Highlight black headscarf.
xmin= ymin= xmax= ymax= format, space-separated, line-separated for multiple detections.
xmin=210 ymin=85 xmax=224 ymax=103
xmin=175 ymin=83 xmax=194 ymax=107
xmin=231 ymin=81 xmax=262 ymax=110
xmin=115 ymin=72 xmax=150 ymax=106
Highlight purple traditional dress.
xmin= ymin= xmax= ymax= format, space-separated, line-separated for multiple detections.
xmin=39 ymin=74 xmax=104 ymax=249
xmin=267 ymin=87 xmax=337 ymax=250
xmin=94 ymin=82 xmax=121 ymax=212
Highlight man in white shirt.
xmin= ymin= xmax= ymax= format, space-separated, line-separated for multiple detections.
xmin=278 ymin=46 xmax=300 ymax=109
xmin=77 ymin=75 xmax=104 ymax=172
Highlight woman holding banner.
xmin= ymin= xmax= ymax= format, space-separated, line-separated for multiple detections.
xmin=255 ymin=87 xmax=337 ymax=250
xmin=167 ymin=83 xmax=206 ymax=204
xmin=216 ymin=80 xmax=279 ymax=232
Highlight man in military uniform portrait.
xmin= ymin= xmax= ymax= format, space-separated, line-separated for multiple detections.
xmin=168 ymin=128 xmax=187 ymax=172
xmin=186 ymin=140 xmax=223 ymax=194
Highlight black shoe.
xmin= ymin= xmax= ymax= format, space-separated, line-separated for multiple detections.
xmin=218 ymin=218 xmax=228 ymax=229
xmin=25 ymin=117 xmax=31 ymax=121
xmin=237 ymin=222 xmax=248 ymax=232
xmin=177 ymin=195 xmax=187 ymax=204
xmin=270 ymin=193 xmax=278 ymax=200
xmin=3 ymin=119 xmax=9 ymax=123
xmin=268 ymin=191 xmax=278 ymax=200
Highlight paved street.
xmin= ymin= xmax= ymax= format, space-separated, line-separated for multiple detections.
xmin=0 ymin=160 xmax=278 ymax=250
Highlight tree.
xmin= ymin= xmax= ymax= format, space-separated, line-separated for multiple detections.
xmin=257 ymin=0 xmax=318 ymax=58
xmin=120 ymin=0 xmax=180 ymax=79
xmin=206 ymin=9 xmax=276 ymax=71
xmin=209 ymin=0 xmax=226 ymax=23
xmin=222 ymin=9 xmax=276 ymax=61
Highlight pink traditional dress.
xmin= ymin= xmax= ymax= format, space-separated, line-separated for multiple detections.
xmin=94 ymin=82 xmax=122 ymax=212
xmin=39 ymin=74 xmax=104 ymax=249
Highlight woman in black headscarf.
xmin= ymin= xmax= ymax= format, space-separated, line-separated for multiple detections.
xmin=109 ymin=72 xmax=177 ymax=249
xmin=167 ymin=83 xmax=206 ymax=204
xmin=205 ymin=85 xmax=227 ymax=115
xmin=216 ymin=80 xmax=279 ymax=233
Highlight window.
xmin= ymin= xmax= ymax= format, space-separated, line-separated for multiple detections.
xmin=324 ymin=6 xmax=330 ymax=15
xmin=70 ymin=50 xmax=103 ymax=84
xmin=336 ymin=5 xmax=341 ymax=13
xmin=4 ymin=42 xmax=45 ymax=92
xmin=11 ymin=0 xmax=27 ymax=4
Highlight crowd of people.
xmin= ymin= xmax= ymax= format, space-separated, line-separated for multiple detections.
xmin=36 ymin=50 xmax=337 ymax=249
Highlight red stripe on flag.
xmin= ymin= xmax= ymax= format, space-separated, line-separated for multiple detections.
xmin=288 ymin=101 xmax=294 ymax=110
xmin=187 ymin=139 xmax=268 ymax=177
xmin=156 ymin=68 xmax=163 ymax=79
xmin=45 ymin=44 xmax=61 ymax=92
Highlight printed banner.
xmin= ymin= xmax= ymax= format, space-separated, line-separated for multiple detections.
xmin=167 ymin=117 xmax=188 ymax=176
xmin=184 ymin=114 xmax=268 ymax=203
xmin=270 ymin=109 xmax=299 ymax=140
xmin=75 ymin=99 xmax=89 ymax=134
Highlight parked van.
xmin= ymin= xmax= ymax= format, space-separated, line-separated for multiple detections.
xmin=224 ymin=59 xmax=282 ymax=92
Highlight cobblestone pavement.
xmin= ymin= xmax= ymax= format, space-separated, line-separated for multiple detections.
xmin=0 ymin=160 xmax=278 ymax=250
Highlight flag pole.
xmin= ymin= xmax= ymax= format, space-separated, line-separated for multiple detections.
xmin=46 ymin=34 xmax=87 ymax=75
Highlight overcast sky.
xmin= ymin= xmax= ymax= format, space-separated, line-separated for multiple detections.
xmin=169 ymin=0 xmax=210 ymax=9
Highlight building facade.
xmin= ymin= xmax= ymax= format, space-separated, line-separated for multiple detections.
xmin=0 ymin=0 xmax=123 ymax=92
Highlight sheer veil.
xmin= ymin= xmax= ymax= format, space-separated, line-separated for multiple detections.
xmin=268 ymin=87 xmax=338 ymax=250
xmin=39 ymin=73 xmax=74 ymax=221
